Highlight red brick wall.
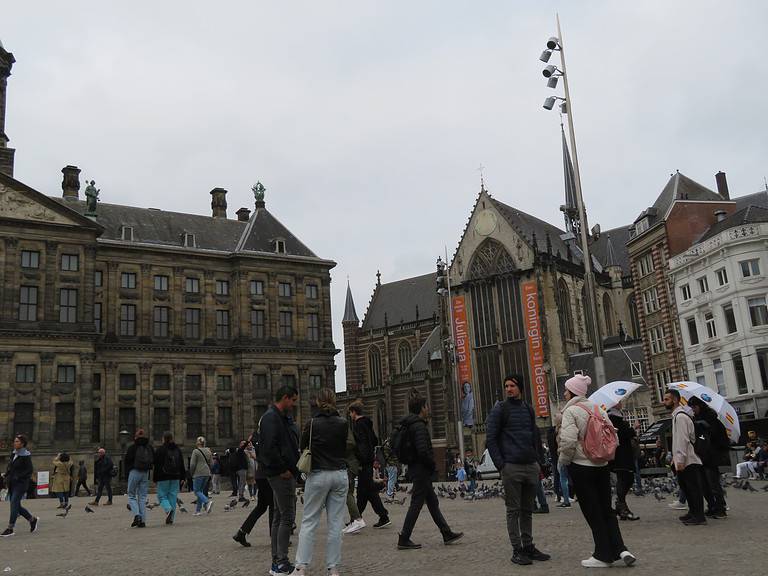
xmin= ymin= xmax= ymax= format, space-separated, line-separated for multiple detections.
xmin=665 ymin=202 xmax=736 ymax=256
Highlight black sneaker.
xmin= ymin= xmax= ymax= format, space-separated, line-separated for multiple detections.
xmin=682 ymin=516 xmax=707 ymax=526
xmin=397 ymin=536 xmax=422 ymax=550
xmin=30 ymin=517 xmax=39 ymax=533
xmin=443 ymin=531 xmax=464 ymax=545
xmin=511 ymin=549 xmax=533 ymax=565
xmin=1 ymin=528 xmax=14 ymax=538
xmin=678 ymin=514 xmax=692 ymax=522
xmin=165 ymin=510 xmax=174 ymax=525
xmin=273 ymin=561 xmax=295 ymax=574
xmin=524 ymin=545 xmax=551 ymax=561
xmin=373 ymin=517 xmax=391 ymax=529
xmin=137 ymin=521 xmax=146 ymax=528
xmin=131 ymin=515 xmax=141 ymax=528
xmin=233 ymin=529 xmax=252 ymax=547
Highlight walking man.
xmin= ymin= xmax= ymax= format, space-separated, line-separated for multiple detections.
xmin=687 ymin=396 xmax=729 ymax=518
xmin=397 ymin=393 xmax=463 ymax=550
xmin=125 ymin=428 xmax=154 ymax=527
xmin=2 ymin=434 xmax=39 ymax=537
xmin=90 ymin=448 xmax=114 ymax=506
xmin=349 ymin=402 xmax=391 ymax=529
xmin=259 ymin=385 xmax=300 ymax=576
xmin=74 ymin=460 xmax=91 ymax=497
xmin=485 ymin=375 xmax=550 ymax=565
xmin=664 ymin=389 xmax=707 ymax=525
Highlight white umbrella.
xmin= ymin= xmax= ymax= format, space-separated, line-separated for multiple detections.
xmin=668 ymin=381 xmax=741 ymax=442
xmin=588 ymin=381 xmax=642 ymax=412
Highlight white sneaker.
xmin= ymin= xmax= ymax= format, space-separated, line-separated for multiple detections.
xmin=193 ymin=512 xmax=203 ymax=516
xmin=581 ymin=556 xmax=612 ymax=568
xmin=668 ymin=500 xmax=687 ymax=510
xmin=205 ymin=501 xmax=214 ymax=514
xmin=343 ymin=518 xmax=365 ymax=534
xmin=613 ymin=551 xmax=637 ymax=566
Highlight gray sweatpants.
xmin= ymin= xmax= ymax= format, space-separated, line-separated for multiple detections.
xmin=501 ymin=462 xmax=539 ymax=551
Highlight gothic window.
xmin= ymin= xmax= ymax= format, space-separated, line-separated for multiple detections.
xmin=627 ymin=294 xmax=640 ymax=338
xmin=602 ymin=293 xmax=615 ymax=336
xmin=398 ymin=341 xmax=412 ymax=373
xmin=557 ymin=279 xmax=574 ymax=340
xmin=368 ymin=346 xmax=382 ymax=388
xmin=468 ymin=239 xmax=516 ymax=279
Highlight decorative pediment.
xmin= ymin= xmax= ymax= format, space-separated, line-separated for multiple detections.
xmin=0 ymin=181 xmax=80 ymax=225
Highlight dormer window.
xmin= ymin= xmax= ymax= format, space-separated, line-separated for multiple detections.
xmin=274 ymin=239 xmax=286 ymax=254
xmin=183 ymin=233 xmax=196 ymax=248
xmin=121 ymin=226 xmax=134 ymax=241
xmin=635 ymin=218 xmax=650 ymax=235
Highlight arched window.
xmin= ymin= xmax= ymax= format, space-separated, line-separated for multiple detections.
xmin=368 ymin=346 xmax=382 ymax=388
xmin=627 ymin=294 xmax=641 ymax=338
xmin=398 ymin=341 xmax=412 ymax=373
xmin=603 ymin=293 xmax=615 ymax=336
xmin=557 ymin=279 xmax=574 ymax=340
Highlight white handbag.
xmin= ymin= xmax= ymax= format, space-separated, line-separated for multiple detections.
xmin=297 ymin=418 xmax=314 ymax=474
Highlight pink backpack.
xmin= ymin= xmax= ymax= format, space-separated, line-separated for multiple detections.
xmin=575 ymin=403 xmax=618 ymax=464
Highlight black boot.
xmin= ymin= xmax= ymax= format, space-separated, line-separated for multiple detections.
xmin=524 ymin=544 xmax=551 ymax=561
xmin=511 ymin=549 xmax=533 ymax=565
xmin=397 ymin=534 xmax=422 ymax=550
xmin=233 ymin=529 xmax=251 ymax=547
xmin=442 ymin=531 xmax=464 ymax=545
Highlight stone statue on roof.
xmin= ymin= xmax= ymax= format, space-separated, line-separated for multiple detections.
xmin=252 ymin=182 xmax=266 ymax=202
xmin=85 ymin=180 xmax=100 ymax=215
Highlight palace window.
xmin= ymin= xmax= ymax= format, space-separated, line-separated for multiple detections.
xmin=250 ymin=280 xmax=264 ymax=296
xmin=154 ymin=275 xmax=169 ymax=291
xmin=715 ymin=268 xmax=729 ymax=286
xmin=305 ymin=284 xmax=319 ymax=299
xmin=278 ymin=282 xmax=292 ymax=298
xmin=215 ymin=279 xmax=229 ymax=296
xmin=251 ymin=309 xmax=265 ymax=338
xmin=20 ymin=250 xmax=39 ymax=269
xmin=61 ymin=254 xmax=79 ymax=272
xmin=120 ymin=304 xmax=136 ymax=336
xmin=59 ymin=288 xmax=78 ymax=323
xmin=153 ymin=306 xmax=170 ymax=337
xmin=15 ymin=365 xmax=36 ymax=383
xmin=185 ymin=308 xmax=200 ymax=339
xmin=306 ymin=313 xmax=320 ymax=341
xmin=186 ymin=407 xmax=203 ymax=439
xmin=740 ymin=259 xmax=761 ymax=278
xmin=19 ymin=286 xmax=37 ymax=321
xmin=279 ymin=311 xmax=293 ymax=338
xmin=216 ymin=310 xmax=230 ymax=339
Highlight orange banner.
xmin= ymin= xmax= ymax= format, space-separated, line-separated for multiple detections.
xmin=452 ymin=295 xmax=472 ymax=388
xmin=522 ymin=281 xmax=549 ymax=417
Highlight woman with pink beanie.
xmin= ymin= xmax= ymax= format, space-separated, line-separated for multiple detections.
xmin=558 ymin=374 xmax=637 ymax=568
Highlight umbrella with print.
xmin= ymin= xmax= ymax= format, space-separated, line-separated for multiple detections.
xmin=667 ymin=381 xmax=740 ymax=442
xmin=588 ymin=381 xmax=642 ymax=412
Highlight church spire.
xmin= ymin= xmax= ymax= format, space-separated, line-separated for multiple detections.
xmin=342 ymin=280 xmax=359 ymax=324
xmin=559 ymin=123 xmax=578 ymax=235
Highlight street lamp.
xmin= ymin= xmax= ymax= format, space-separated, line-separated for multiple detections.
xmin=119 ymin=429 xmax=130 ymax=481
xmin=540 ymin=15 xmax=606 ymax=386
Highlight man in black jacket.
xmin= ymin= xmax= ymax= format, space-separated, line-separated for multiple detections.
xmin=258 ymin=385 xmax=300 ymax=576
xmin=2 ymin=434 xmax=39 ymax=537
xmin=397 ymin=394 xmax=463 ymax=550
xmin=485 ymin=375 xmax=550 ymax=566
xmin=90 ymin=448 xmax=114 ymax=506
xmin=688 ymin=396 xmax=729 ymax=518
xmin=349 ymin=401 xmax=390 ymax=528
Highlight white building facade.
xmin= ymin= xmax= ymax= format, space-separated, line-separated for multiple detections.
xmin=669 ymin=214 xmax=768 ymax=422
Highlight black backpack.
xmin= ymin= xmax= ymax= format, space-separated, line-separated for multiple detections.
xmin=388 ymin=420 xmax=413 ymax=463
xmin=162 ymin=447 xmax=182 ymax=476
xmin=134 ymin=444 xmax=153 ymax=471
xmin=679 ymin=413 xmax=711 ymax=460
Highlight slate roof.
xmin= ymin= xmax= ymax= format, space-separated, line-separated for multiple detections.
xmin=404 ymin=325 xmax=442 ymax=372
xmin=343 ymin=282 xmax=359 ymax=323
xmin=361 ymin=272 xmax=438 ymax=330
xmin=589 ymin=225 xmax=633 ymax=276
xmin=490 ymin=198 xmax=582 ymax=263
xmin=698 ymin=205 xmax=768 ymax=242
xmin=634 ymin=171 xmax=723 ymax=226
xmin=52 ymin=197 xmax=320 ymax=258
xmin=734 ymin=189 xmax=768 ymax=210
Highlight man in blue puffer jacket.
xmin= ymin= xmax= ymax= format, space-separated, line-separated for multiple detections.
xmin=485 ymin=375 xmax=550 ymax=566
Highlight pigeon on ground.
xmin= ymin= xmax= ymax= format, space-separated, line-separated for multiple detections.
xmin=176 ymin=496 xmax=184 ymax=505
xmin=85 ymin=505 xmax=95 ymax=513
xmin=744 ymin=481 xmax=757 ymax=492
xmin=179 ymin=506 xmax=188 ymax=514
xmin=242 ymin=500 xmax=250 ymax=508
xmin=56 ymin=507 xmax=70 ymax=518
xmin=229 ymin=498 xmax=238 ymax=508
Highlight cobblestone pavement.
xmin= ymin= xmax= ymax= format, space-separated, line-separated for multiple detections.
xmin=0 ymin=482 xmax=765 ymax=576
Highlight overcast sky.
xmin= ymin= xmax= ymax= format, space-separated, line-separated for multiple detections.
xmin=5 ymin=1 xmax=768 ymax=391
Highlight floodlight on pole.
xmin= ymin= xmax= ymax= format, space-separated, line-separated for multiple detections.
xmin=539 ymin=16 xmax=605 ymax=387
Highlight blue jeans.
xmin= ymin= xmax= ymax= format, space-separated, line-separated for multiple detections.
xmin=9 ymin=485 xmax=32 ymax=528
xmin=386 ymin=465 xmax=398 ymax=498
xmin=157 ymin=479 xmax=179 ymax=520
xmin=193 ymin=476 xmax=210 ymax=512
xmin=295 ymin=470 xmax=348 ymax=571
xmin=127 ymin=470 xmax=149 ymax=520
xmin=57 ymin=491 xmax=69 ymax=506
xmin=558 ymin=463 xmax=571 ymax=504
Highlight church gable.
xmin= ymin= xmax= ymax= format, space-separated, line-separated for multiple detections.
xmin=450 ymin=188 xmax=535 ymax=284
xmin=0 ymin=173 xmax=100 ymax=230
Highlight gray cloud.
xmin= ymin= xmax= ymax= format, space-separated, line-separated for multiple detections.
xmin=4 ymin=1 xmax=767 ymax=390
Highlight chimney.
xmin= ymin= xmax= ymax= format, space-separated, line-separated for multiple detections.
xmin=236 ymin=207 xmax=251 ymax=222
xmin=61 ymin=165 xmax=81 ymax=200
xmin=715 ymin=171 xmax=730 ymax=200
xmin=210 ymin=187 xmax=227 ymax=218
xmin=714 ymin=210 xmax=727 ymax=223
xmin=0 ymin=42 xmax=17 ymax=177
